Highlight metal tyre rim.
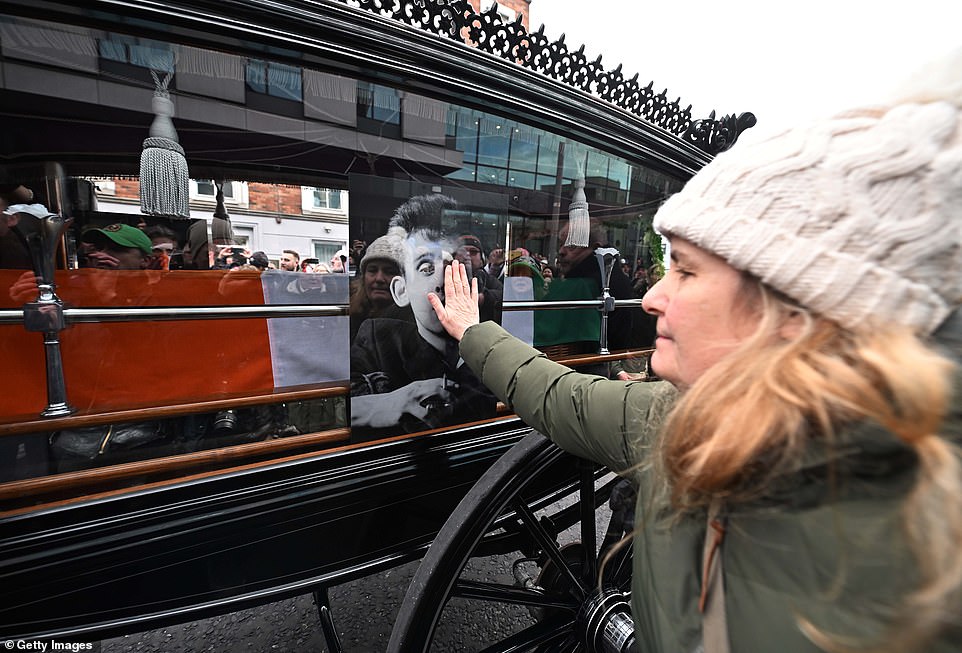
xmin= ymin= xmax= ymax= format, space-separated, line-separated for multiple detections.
xmin=387 ymin=431 xmax=633 ymax=652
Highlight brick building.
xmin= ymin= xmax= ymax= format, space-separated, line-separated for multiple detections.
xmin=467 ymin=0 xmax=531 ymax=29
xmin=96 ymin=177 xmax=349 ymax=267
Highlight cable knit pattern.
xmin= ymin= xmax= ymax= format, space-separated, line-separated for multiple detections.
xmin=655 ymin=97 xmax=962 ymax=334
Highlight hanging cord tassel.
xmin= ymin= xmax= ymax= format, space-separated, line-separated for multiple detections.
xmin=564 ymin=177 xmax=591 ymax=247
xmin=140 ymin=67 xmax=190 ymax=218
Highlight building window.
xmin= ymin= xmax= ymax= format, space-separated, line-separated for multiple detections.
xmin=195 ymin=179 xmax=231 ymax=199
xmin=313 ymin=240 xmax=344 ymax=266
xmin=245 ymin=59 xmax=303 ymax=117
xmin=246 ymin=59 xmax=303 ymax=102
xmin=313 ymin=188 xmax=341 ymax=211
xmin=99 ymin=37 xmax=174 ymax=72
xmin=356 ymin=81 xmax=401 ymax=138
xmin=87 ymin=178 xmax=116 ymax=196
xmin=301 ymin=187 xmax=346 ymax=215
xmin=231 ymin=225 xmax=254 ymax=250
xmin=98 ymin=36 xmax=174 ymax=87
xmin=190 ymin=180 xmax=249 ymax=207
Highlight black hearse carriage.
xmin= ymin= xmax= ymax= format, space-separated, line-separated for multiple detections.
xmin=0 ymin=1 xmax=753 ymax=649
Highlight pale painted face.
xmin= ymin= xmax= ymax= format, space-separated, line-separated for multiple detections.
xmin=641 ymin=237 xmax=761 ymax=389
xmin=392 ymin=229 xmax=452 ymax=344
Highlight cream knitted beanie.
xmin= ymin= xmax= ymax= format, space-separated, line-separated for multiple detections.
xmin=654 ymin=56 xmax=962 ymax=334
xmin=360 ymin=230 xmax=404 ymax=273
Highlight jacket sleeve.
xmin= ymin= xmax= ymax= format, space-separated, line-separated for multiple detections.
xmin=460 ymin=321 xmax=670 ymax=473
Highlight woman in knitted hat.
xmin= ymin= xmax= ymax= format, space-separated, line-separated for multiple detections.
xmin=349 ymin=230 xmax=411 ymax=341
xmin=426 ymin=53 xmax=962 ymax=652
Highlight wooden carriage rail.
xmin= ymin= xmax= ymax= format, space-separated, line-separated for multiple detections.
xmin=0 ymin=414 xmax=525 ymax=518
xmin=0 ymin=426 xmax=350 ymax=507
xmin=0 ymin=298 xmax=645 ymax=325
xmin=0 ymin=344 xmax=648 ymax=437
xmin=0 ymin=383 xmax=350 ymax=437
xmin=0 ymin=346 xmax=651 ymax=510
xmin=1 ymin=296 xmax=647 ymax=427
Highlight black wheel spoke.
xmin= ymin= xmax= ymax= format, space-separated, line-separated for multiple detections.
xmin=609 ymin=539 xmax=632 ymax=587
xmin=578 ymin=462 xmax=598 ymax=586
xmin=551 ymin=635 xmax=581 ymax=653
xmin=452 ymin=579 xmax=578 ymax=611
xmin=512 ymin=499 xmax=586 ymax=599
xmin=388 ymin=432 xmax=629 ymax=652
xmin=476 ymin=614 xmax=575 ymax=653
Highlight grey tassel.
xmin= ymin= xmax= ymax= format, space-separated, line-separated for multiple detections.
xmin=564 ymin=177 xmax=591 ymax=247
xmin=140 ymin=69 xmax=190 ymax=218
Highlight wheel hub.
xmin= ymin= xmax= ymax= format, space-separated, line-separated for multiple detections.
xmin=577 ymin=587 xmax=636 ymax=653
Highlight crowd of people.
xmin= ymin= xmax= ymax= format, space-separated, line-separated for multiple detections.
xmin=2 ymin=179 xmax=665 ymax=447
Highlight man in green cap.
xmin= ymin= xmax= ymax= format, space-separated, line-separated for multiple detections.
xmin=81 ymin=223 xmax=153 ymax=270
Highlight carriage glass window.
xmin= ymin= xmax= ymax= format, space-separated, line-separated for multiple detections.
xmin=0 ymin=13 xmax=684 ymax=496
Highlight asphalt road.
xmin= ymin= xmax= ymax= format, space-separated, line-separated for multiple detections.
xmin=101 ymin=560 xmax=419 ymax=653
xmin=100 ymin=555 xmax=533 ymax=653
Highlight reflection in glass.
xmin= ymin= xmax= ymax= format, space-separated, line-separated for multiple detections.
xmin=0 ymin=14 xmax=689 ymax=476
xmin=247 ymin=59 xmax=303 ymax=101
xmin=476 ymin=166 xmax=507 ymax=186
xmin=476 ymin=121 xmax=512 ymax=167
xmin=349 ymin=183 xmax=506 ymax=442
xmin=506 ymin=170 xmax=535 ymax=190
xmin=357 ymin=81 xmax=400 ymax=124
xmin=0 ymin=395 xmax=348 ymax=484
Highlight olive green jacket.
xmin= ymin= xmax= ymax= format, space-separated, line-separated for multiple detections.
xmin=460 ymin=318 xmax=962 ymax=652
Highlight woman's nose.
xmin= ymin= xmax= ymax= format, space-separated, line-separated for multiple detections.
xmin=641 ymin=279 xmax=666 ymax=315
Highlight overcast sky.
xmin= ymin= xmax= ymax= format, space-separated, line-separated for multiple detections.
xmin=531 ymin=0 xmax=962 ymax=138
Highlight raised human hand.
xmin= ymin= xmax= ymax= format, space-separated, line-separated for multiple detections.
xmin=428 ymin=260 xmax=479 ymax=342
xmin=82 ymin=250 xmax=120 ymax=269
xmin=8 ymin=270 xmax=39 ymax=303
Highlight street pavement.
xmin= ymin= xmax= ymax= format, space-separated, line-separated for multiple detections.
xmin=100 ymin=553 xmax=535 ymax=652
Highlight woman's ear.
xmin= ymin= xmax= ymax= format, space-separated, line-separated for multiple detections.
xmin=390 ymin=275 xmax=409 ymax=307
xmin=779 ymin=310 xmax=806 ymax=340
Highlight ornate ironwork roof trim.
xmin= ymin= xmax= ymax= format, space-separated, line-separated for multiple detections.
xmin=342 ymin=0 xmax=755 ymax=153
xmin=0 ymin=0 xmax=747 ymax=177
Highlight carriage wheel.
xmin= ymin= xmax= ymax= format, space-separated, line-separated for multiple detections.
xmin=387 ymin=431 xmax=635 ymax=653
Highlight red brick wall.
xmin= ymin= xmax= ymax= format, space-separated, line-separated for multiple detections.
xmin=114 ymin=178 xmax=140 ymax=201
xmin=104 ymin=179 xmax=306 ymax=215
xmin=248 ymin=182 xmax=302 ymax=214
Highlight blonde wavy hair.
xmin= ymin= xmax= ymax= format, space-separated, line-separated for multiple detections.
xmin=659 ymin=278 xmax=961 ymax=651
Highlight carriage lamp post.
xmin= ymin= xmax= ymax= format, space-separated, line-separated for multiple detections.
xmin=17 ymin=207 xmax=76 ymax=418
xmin=595 ymin=247 xmax=620 ymax=355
